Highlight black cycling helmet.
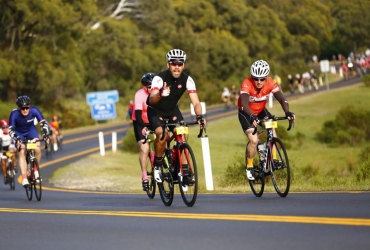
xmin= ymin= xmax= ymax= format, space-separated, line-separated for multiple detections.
xmin=16 ymin=95 xmax=31 ymax=108
xmin=141 ymin=73 xmax=156 ymax=87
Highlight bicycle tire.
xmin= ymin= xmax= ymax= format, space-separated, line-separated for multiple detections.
xmin=146 ymin=152 xmax=156 ymax=199
xmin=45 ymin=144 xmax=52 ymax=159
xmin=8 ymin=162 xmax=15 ymax=190
xmin=157 ymin=156 xmax=174 ymax=206
xmin=269 ymin=137 xmax=290 ymax=197
xmin=58 ymin=136 xmax=63 ymax=151
xmin=32 ymin=160 xmax=42 ymax=201
xmin=247 ymin=146 xmax=265 ymax=197
xmin=178 ymin=143 xmax=198 ymax=207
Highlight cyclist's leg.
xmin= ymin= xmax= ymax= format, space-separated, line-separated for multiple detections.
xmin=1 ymin=153 xmax=8 ymax=184
xmin=17 ymin=140 xmax=28 ymax=186
xmin=133 ymin=121 xmax=150 ymax=190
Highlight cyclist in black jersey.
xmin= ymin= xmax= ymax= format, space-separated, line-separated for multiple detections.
xmin=147 ymin=49 xmax=205 ymax=183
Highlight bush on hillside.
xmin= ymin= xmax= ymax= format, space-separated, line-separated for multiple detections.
xmin=362 ymin=74 xmax=370 ymax=88
xmin=316 ymin=105 xmax=370 ymax=145
xmin=122 ymin=126 xmax=138 ymax=153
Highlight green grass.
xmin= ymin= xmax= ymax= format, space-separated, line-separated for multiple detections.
xmin=50 ymin=82 xmax=370 ymax=193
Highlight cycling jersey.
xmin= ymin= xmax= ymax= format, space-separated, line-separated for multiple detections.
xmin=9 ymin=106 xmax=45 ymax=140
xmin=149 ymin=69 xmax=196 ymax=113
xmin=238 ymin=77 xmax=280 ymax=114
xmin=132 ymin=87 xmax=149 ymax=124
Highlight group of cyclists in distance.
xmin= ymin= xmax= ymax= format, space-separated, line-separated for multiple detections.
xmin=0 ymin=95 xmax=63 ymax=187
xmin=132 ymin=49 xmax=295 ymax=191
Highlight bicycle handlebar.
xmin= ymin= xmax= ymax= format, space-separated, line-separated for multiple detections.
xmin=251 ymin=115 xmax=294 ymax=135
xmin=160 ymin=120 xmax=205 ymax=140
xmin=17 ymin=137 xmax=50 ymax=152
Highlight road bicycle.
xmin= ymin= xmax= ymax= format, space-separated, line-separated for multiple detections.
xmin=20 ymin=137 xmax=48 ymax=201
xmin=155 ymin=119 xmax=204 ymax=207
xmin=247 ymin=115 xmax=293 ymax=197
xmin=4 ymin=151 xmax=17 ymax=190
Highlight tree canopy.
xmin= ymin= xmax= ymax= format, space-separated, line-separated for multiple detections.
xmin=0 ymin=0 xmax=368 ymax=125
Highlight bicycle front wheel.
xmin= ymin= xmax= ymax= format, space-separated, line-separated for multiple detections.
xmin=269 ymin=137 xmax=290 ymax=197
xmin=146 ymin=153 xmax=156 ymax=199
xmin=247 ymin=146 xmax=265 ymax=197
xmin=8 ymin=162 xmax=15 ymax=190
xmin=32 ymin=160 xmax=42 ymax=201
xmin=178 ymin=144 xmax=198 ymax=207
xmin=157 ymin=157 xmax=174 ymax=206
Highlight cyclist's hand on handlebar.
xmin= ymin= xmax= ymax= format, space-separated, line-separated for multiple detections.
xmin=285 ymin=111 xmax=295 ymax=121
xmin=196 ymin=115 xmax=206 ymax=129
xmin=141 ymin=127 xmax=150 ymax=136
xmin=250 ymin=114 xmax=259 ymax=127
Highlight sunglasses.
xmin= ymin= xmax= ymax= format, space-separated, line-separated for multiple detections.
xmin=252 ymin=76 xmax=266 ymax=82
xmin=169 ymin=62 xmax=184 ymax=67
xmin=20 ymin=107 xmax=30 ymax=110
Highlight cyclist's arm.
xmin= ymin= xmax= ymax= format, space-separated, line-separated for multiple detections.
xmin=148 ymin=76 xmax=163 ymax=105
xmin=135 ymin=110 xmax=147 ymax=128
xmin=189 ymin=92 xmax=202 ymax=116
xmin=239 ymin=93 xmax=253 ymax=116
xmin=273 ymin=91 xmax=289 ymax=113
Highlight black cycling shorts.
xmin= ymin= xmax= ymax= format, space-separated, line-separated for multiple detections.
xmin=238 ymin=108 xmax=272 ymax=132
xmin=147 ymin=105 xmax=183 ymax=132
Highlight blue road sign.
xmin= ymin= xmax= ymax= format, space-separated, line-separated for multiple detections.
xmin=91 ymin=102 xmax=116 ymax=120
xmin=86 ymin=90 xmax=119 ymax=105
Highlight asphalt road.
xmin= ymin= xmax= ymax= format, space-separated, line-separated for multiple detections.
xmin=0 ymin=75 xmax=369 ymax=250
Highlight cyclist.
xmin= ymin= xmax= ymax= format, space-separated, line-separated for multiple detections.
xmin=132 ymin=72 xmax=156 ymax=191
xmin=230 ymin=85 xmax=239 ymax=105
xmin=221 ymin=87 xmax=231 ymax=108
xmin=9 ymin=96 xmax=50 ymax=187
xmin=273 ymin=75 xmax=283 ymax=92
xmin=287 ymin=74 xmax=295 ymax=94
xmin=147 ymin=49 xmax=205 ymax=183
xmin=0 ymin=119 xmax=17 ymax=184
xmin=126 ymin=100 xmax=134 ymax=123
xmin=50 ymin=114 xmax=63 ymax=151
xmin=237 ymin=60 xmax=295 ymax=180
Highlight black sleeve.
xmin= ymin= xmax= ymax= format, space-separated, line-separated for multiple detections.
xmin=273 ymin=91 xmax=289 ymax=113
xmin=240 ymin=93 xmax=253 ymax=116
xmin=135 ymin=110 xmax=146 ymax=128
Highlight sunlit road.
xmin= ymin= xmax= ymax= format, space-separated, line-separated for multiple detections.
xmin=1 ymin=75 xmax=369 ymax=250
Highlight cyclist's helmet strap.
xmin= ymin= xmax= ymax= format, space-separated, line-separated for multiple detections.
xmin=16 ymin=96 xmax=31 ymax=108
xmin=141 ymin=73 xmax=156 ymax=86
xmin=166 ymin=49 xmax=186 ymax=63
xmin=250 ymin=60 xmax=270 ymax=77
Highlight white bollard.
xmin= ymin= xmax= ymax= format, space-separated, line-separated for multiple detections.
xmin=319 ymin=76 xmax=323 ymax=86
xmin=201 ymin=136 xmax=214 ymax=191
xmin=269 ymin=93 xmax=273 ymax=108
xmin=339 ymin=67 xmax=343 ymax=78
xmin=99 ymin=132 xmax=105 ymax=156
xmin=112 ymin=132 xmax=117 ymax=152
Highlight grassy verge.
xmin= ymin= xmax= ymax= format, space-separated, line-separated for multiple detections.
xmin=50 ymin=82 xmax=370 ymax=193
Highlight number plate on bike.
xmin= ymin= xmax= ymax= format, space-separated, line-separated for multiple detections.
xmin=27 ymin=142 xmax=37 ymax=149
xmin=175 ymin=126 xmax=188 ymax=135
xmin=265 ymin=120 xmax=278 ymax=128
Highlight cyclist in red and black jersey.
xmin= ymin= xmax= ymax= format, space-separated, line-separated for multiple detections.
xmin=147 ymin=49 xmax=205 ymax=183
xmin=238 ymin=60 xmax=295 ymax=180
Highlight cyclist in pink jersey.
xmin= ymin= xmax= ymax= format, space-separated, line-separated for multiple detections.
xmin=132 ymin=73 xmax=156 ymax=191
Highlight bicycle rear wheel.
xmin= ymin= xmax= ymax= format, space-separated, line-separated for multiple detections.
xmin=247 ymin=147 xmax=265 ymax=197
xmin=32 ymin=160 xmax=42 ymax=201
xmin=178 ymin=143 xmax=198 ymax=207
xmin=146 ymin=153 xmax=156 ymax=199
xmin=157 ymin=157 xmax=174 ymax=206
xmin=7 ymin=162 xmax=15 ymax=190
xmin=45 ymin=144 xmax=52 ymax=159
xmin=269 ymin=138 xmax=290 ymax=197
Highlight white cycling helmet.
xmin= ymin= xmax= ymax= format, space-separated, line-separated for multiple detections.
xmin=166 ymin=49 xmax=186 ymax=63
xmin=250 ymin=60 xmax=270 ymax=77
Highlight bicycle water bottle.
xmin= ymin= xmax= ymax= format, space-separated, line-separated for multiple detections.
xmin=257 ymin=142 xmax=267 ymax=162
xmin=166 ymin=148 xmax=173 ymax=168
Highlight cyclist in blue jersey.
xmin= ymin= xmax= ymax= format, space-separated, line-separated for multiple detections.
xmin=9 ymin=96 xmax=50 ymax=187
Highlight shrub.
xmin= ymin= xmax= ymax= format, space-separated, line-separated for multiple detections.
xmin=122 ymin=126 xmax=138 ymax=153
xmin=362 ymin=74 xmax=370 ymax=88
xmin=356 ymin=160 xmax=370 ymax=181
xmin=219 ymin=153 xmax=246 ymax=187
xmin=316 ymin=105 xmax=370 ymax=145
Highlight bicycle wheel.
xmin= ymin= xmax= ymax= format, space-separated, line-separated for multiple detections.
xmin=146 ymin=153 xmax=156 ymax=199
xmin=178 ymin=144 xmax=198 ymax=207
xmin=7 ymin=162 xmax=15 ymax=190
xmin=57 ymin=136 xmax=63 ymax=150
xmin=45 ymin=144 xmax=52 ymax=159
xmin=269 ymin=137 xmax=290 ymax=197
xmin=157 ymin=157 xmax=174 ymax=206
xmin=247 ymin=146 xmax=265 ymax=197
xmin=32 ymin=160 xmax=42 ymax=201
